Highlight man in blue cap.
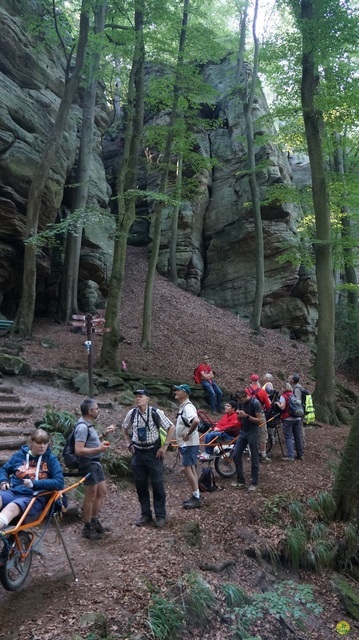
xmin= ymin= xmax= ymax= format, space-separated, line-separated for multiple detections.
xmin=174 ymin=384 xmax=202 ymax=509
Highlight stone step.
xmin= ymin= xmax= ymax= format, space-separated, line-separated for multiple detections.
xmin=0 ymin=415 xmax=28 ymax=423
xmin=0 ymin=394 xmax=21 ymax=403
xmin=0 ymin=451 xmax=17 ymax=466
xmin=0 ymin=426 xmax=33 ymax=437
xmin=0 ymin=404 xmax=33 ymax=414
xmin=0 ymin=436 xmax=27 ymax=450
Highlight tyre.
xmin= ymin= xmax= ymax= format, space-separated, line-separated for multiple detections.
xmin=0 ymin=531 xmax=33 ymax=591
xmin=214 ymin=449 xmax=236 ymax=478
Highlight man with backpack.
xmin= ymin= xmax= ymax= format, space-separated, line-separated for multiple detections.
xmin=290 ymin=373 xmax=308 ymax=445
xmin=74 ymin=398 xmax=116 ymax=540
xmin=122 ymin=390 xmax=175 ymax=529
xmin=174 ymin=384 xmax=202 ymax=509
xmin=245 ymin=374 xmax=271 ymax=463
xmin=276 ymin=383 xmax=304 ymax=461
xmin=232 ymin=389 xmax=263 ymax=492
xmin=194 ymin=355 xmax=223 ymax=414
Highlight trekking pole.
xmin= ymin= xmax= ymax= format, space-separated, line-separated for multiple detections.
xmin=53 ymin=514 xmax=78 ymax=582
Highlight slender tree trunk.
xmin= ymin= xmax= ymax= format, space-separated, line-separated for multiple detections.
xmin=59 ymin=3 xmax=107 ymax=321
xmin=332 ymin=407 xmax=359 ymax=521
xmin=13 ymin=5 xmax=90 ymax=337
xmin=99 ymin=0 xmax=145 ymax=369
xmin=169 ymin=153 xmax=183 ymax=285
xmin=300 ymin=0 xmax=337 ymax=423
xmin=140 ymin=0 xmax=189 ymax=350
xmin=332 ymin=133 xmax=358 ymax=307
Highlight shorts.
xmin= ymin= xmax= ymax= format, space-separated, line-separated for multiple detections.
xmin=0 ymin=490 xmax=47 ymax=520
xmin=180 ymin=445 xmax=199 ymax=467
xmin=78 ymin=460 xmax=105 ymax=485
xmin=259 ymin=423 xmax=268 ymax=444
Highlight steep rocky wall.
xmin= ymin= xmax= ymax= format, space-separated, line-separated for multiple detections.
xmin=0 ymin=1 xmax=111 ymax=316
xmin=107 ymin=56 xmax=317 ymax=341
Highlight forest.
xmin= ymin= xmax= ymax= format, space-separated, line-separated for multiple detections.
xmin=1 ymin=1 xmax=359 ymax=637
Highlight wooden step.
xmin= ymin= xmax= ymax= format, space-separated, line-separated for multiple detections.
xmin=0 ymin=436 xmax=28 ymax=450
xmin=0 ymin=394 xmax=21 ymax=403
xmin=0 ymin=404 xmax=33 ymax=414
xmin=0 ymin=426 xmax=33 ymax=437
xmin=0 ymin=415 xmax=28 ymax=423
xmin=0 ymin=386 xmax=15 ymax=394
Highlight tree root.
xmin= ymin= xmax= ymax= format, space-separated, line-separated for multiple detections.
xmin=198 ymin=559 xmax=236 ymax=572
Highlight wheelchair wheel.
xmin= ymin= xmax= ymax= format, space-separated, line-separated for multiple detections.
xmin=214 ymin=450 xmax=236 ymax=478
xmin=0 ymin=532 xmax=33 ymax=591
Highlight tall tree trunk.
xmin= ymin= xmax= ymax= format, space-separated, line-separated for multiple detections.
xmin=13 ymin=5 xmax=90 ymax=337
xmin=99 ymin=0 xmax=145 ymax=370
xmin=140 ymin=0 xmax=189 ymax=350
xmin=169 ymin=153 xmax=183 ymax=285
xmin=58 ymin=3 xmax=107 ymax=321
xmin=332 ymin=132 xmax=358 ymax=308
xmin=236 ymin=0 xmax=264 ymax=332
xmin=332 ymin=406 xmax=359 ymax=521
xmin=300 ymin=0 xmax=337 ymax=424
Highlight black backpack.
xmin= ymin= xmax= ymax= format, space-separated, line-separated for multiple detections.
xmin=62 ymin=421 xmax=90 ymax=469
xmin=198 ymin=467 xmax=218 ymax=493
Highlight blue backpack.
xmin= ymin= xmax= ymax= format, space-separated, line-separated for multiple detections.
xmin=288 ymin=394 xmax=304 ymax=418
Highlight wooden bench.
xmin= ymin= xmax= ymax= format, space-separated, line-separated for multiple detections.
xmin=0 ymin=320 xmax=13 ymax=332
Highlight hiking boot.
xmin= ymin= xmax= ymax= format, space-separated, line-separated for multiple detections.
xmin=135 ymin=515 xmax=153 ymax=527
xmin=248 ymin=484 xmax=258 ymax=492
xmin=230 ymin=481 xmax=246 ymax=489
xmin=183 ymin=497 xmax=202 ymax=509
xmin=260 ymin=455 xmax=271 ymax=463
xmin=81 ymin=523 xmax=103 ymax=540
xmin=199 ymin=452 xmax=213 ymax=461
xmin=282 ymin=457 xmax=295 ymax=462
xmin=91 ymin=518 xmax=111 ymax=533
xmin=154 ymin=517 xmax=166 ymax=528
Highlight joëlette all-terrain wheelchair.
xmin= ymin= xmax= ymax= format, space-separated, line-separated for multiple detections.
xmin=0 ymin=474 xmax=88 ymax=591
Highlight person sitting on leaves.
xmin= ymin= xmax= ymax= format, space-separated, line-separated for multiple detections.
xmin=199 ymin=401 xmax=241 ymax=461
xmin=0 ymin=429 xmax=64 ymax=531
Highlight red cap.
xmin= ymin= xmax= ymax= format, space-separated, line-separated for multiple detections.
xmin=250 ymin=374 xmax=259 ymax=381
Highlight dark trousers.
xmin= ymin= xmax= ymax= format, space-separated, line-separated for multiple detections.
xmin=233 ymin=427 xmax=259 ymax=486
xmin=131 ymin=447 xmax=166 ymax=518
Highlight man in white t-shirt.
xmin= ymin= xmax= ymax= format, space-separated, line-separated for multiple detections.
xmin=174 ymin=384 xmax=202 ymax=509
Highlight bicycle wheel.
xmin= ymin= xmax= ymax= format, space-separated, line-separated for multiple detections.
xmin=0 ymin=531 xmax=33 ymax=591
xmin=214 ymin=450 xmax=236 ymax=478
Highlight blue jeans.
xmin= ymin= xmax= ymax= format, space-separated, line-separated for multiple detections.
xmin=201 ymin=380 xmax=223 ymax=412
xmin=204 ymin=431 xmax=233 ymax=454
xmin=131 ymin=447 xmax=166 ymax=518
xmin=233 ymin=427 xmax=259 ymax=486
xmin=282 ymin=418 xmax=304 ymax=459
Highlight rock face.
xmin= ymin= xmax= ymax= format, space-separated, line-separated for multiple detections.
xmin=0 ymin=0 xmax=111 ymax=316
xmin=155 ymin=57 xmax=317 ymax=341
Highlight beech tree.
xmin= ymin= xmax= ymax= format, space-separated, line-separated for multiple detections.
xmin=99 ymin=0 xmax=145 ymax=369
xmin=140 ymin=0 xmax=190 ymax=350
xmin=13 ymin=1 xmax=90 ymax=337
xmin=58 ymin=2 xmax=107 ymax=321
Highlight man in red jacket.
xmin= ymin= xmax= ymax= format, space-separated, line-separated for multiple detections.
xmin=245 ymin=374 xmax=271 ymax=462
xmin=199 ymin=400 xmax=241 ymax=460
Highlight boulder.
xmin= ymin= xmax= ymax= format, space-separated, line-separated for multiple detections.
xmin=0 ymin=353 xmax=30 ymax=375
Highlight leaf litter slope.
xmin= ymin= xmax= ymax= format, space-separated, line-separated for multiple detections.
xmin=0 ymin=246 xmax=357 ymax=639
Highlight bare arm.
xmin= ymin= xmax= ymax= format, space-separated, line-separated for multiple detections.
xmin=75 ymin=441 xmax=109 ymax=457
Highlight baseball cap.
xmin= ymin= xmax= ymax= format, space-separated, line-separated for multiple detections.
xmin=174 ymin=384 xmax=192 ymax=394
xmin=133 ymin=389 xmax=149 ymax=396
xmin=250 ymin=374 xmax=259 ymax=381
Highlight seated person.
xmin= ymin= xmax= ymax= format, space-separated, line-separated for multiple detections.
xmin=195 ymin=355 xmax=223 ymax=414
xmin=0 ymin=429 xmax=64 ymax=531
xmin=199 ymin=401 xmax=241 ymax=460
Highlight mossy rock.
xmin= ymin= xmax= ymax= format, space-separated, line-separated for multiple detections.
xmin=332 ymin=573 xmax=359 ymax=620
xmin=0 ymin=353 xmax=31 ymax=375
xmin=118 ymin=389 xmax=138 ymax=405
xmin=105 ymin=376 xmax=125 ymax=390
xmin=72 ymin=372 xmax=99 ymax=396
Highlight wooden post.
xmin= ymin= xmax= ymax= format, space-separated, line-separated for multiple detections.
xmin=85 ymin=313 xmax=94 ymax=397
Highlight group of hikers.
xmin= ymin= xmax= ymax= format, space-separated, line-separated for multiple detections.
xmin=0 ymin=356 xmax=314 ymax=538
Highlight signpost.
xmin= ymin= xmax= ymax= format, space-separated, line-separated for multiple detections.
xmin=71 ymin=312 xmax=110 ymax=397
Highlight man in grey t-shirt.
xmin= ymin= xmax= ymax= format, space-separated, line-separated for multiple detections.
xmin=74 ymin=398 xmax=115 ymax=540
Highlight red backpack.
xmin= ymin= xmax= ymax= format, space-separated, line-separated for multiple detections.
xmin=193 ymin=366 xmax=202 ymax=385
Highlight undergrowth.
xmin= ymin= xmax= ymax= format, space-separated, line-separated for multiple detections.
xmin=146 ymin=572 xmax=323 ymax=640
